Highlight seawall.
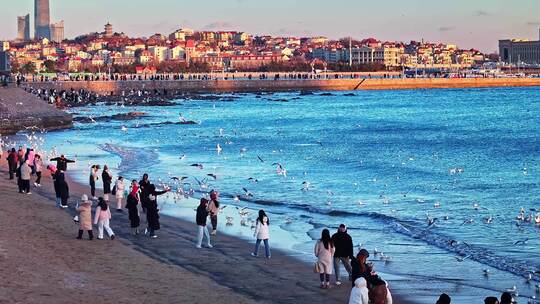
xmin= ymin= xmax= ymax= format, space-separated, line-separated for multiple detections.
xmin=0 ymin=87 xmax=72 ymax=135
xmin=26 ymin=77 xmax=540 ymax=94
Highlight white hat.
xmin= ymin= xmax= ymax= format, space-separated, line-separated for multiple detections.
xmin=80 ymin=194 xmax=91 ymax=204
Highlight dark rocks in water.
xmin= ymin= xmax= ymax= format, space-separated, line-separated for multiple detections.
xmin=319 ymin=92 xmax=334 ymax=96
xmin=74 ymin=112 xmax=148 ymax=123
xmin=343 ymin=93 xmax=356 ymax=96
xmin=136 ymin=120 xmax=198 ymax=128
xmin=299 ymin=90 xmax=314 ymax=96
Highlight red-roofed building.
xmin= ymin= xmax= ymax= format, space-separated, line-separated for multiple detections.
xmin=135 ymin=66 xmax=157 ymax=74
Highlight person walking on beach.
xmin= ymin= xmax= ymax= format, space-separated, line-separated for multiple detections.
xmin=89 ymin=165 xmax=100 ymax=199
xmin=26 ymin=148 xmax=35 ymax=174
xmin=144 ymin=183 xmax=169 ymax=238
xmin=55 ymin=169 xmax=70 ymax=208
xmin=195 ymin=198 xmax=213 ymax=248
xmin=19 ymin=160 xmax=32 ymax=194
xmin=76 ymin=195 xmax=94 ymax=240
xmin=50 ymin=154 xmax=75 ymax=171
xmin=126 ymin=180 xmax=141 ymax=235
xmin=332 ymin=224 xmax=353 ymax=285
xmin=139 ymin=173 xmax=151 ymax=213
xmin=348 ymin=277 xmax=369 ymax=304
xmin=7 ymin=148 xmax=18 ymax=180
xmin=314 ymin=228 xmax=335 ymax=289
xmin=101 ymin=165 xmax=112 ymax=201
xmin=33 ymin=154 xmax=43 ymax=187
xmin=94 ymin=197 xmax=115 ymax=240
xmin=350 ymin=249 xmax=372 ymax=288
xmin=207 ymin=190 xmax=220 ymax=235
xmin=114 ymin=176 xmax=125 ymax=212
xmin=251 ymin=210 xmax=271 ymax=259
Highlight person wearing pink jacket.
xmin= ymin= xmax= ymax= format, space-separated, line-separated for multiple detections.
xmin=94 ymin=197 xmax=115 ymax=240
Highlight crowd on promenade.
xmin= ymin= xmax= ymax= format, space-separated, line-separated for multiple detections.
xmin=3 ymin=146 xmax=527 ymax=304
xmin=14 ymin=72 xmax=402 ymax=84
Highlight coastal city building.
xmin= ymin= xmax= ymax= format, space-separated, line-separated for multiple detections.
xmin=17 ymin=14 xmax=31 ymax=41
xmin=34 ymin=0 xmax=51 ymax=39
xmin=50 ymin=21 xmax=64 ymax=43
xmin=499 ymin=29 xmax=540 ymax=64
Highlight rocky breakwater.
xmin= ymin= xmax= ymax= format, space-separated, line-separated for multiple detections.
xmin=0 ymin=87 xmax=72 ymax=135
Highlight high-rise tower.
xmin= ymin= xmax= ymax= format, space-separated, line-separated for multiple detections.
xmin=17 ymin=14 xmax=31 ymax=41
xmin=35 ymin=0 xmax=51 ymax=39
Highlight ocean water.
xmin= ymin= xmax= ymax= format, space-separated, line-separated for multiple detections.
xmin=29 ymin=87 xmax=540 ymax=303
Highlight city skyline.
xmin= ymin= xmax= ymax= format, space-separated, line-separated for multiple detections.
xmin=1 ymin=0 xmax=540 ymax=53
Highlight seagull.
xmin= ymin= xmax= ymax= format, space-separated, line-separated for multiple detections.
xmin=216 ymin=144 xmax=222 ymax=154
xmin=257 ymin=155 xmax=265 ymax=163
xmin=483 ymin=269 xmax=491 ymax=276
xmin=484 ymin=216 xmax=493 ymax=224
xmin=514 ymin=238 xmax=529 ymax=246
xmin=170 ymin=176 xmax=188 ymax=181
xmin=433 ymin=202 xmax=441 ymax=208
xmin=461 ymin=218 xmax=474 ymax=226
xmin=206 ymin=173 xmax=217 ymax=180
xmin=247 ymin=177 xmax=259 ymax=183
xmin=190 ymin=163 xmax=203 ymax=169
xmin=179 ymin=154 xmax=186 ymax=160
xmin=301 ymin=181 xmax=311 ymax=191
xmin=455 ymin=255 xmax=471 ymax=262
xmin=121 ymin=126 xmax=128 ymax=132
xmin=242 ymin=188 xmax=253 ymax=197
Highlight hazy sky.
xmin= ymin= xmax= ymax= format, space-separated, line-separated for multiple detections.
xmin=1 ymin=0 xmax=539 ymax=52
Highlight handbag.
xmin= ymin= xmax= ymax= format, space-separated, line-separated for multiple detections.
xmin=314 ymin=261 xmax=321 ymax=273
xmin=111 ymin=185 xmax=117 ymax=195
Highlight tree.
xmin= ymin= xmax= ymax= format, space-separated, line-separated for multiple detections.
xmin=20 ymin=62 xmax=36 ymax=75
xmin=44 ymin=60 xmax=56 ymax=72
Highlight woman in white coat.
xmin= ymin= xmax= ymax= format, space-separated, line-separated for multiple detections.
xmin=348 ymin=277 xmax=369 ymax=304
xmin=114 ymin=176 xmax=126 ymax=212
xmin=251 ymin=210 xmax=271 ymax=258
xmin=314 ymin=228 xmax=335 ymax=288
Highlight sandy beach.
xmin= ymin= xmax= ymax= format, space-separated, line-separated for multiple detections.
xmin=0 ymin=157 xmax=408 ymax=304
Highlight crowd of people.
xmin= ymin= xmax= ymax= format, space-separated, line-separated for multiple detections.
xmin=3 ymin=147 xmax=528 ymax=303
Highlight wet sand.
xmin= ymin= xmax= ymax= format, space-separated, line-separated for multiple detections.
xmin=0 ymin=158 xmax=414 ymax=303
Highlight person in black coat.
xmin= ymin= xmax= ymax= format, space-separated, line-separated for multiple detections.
xmin=331 ymin=224 xmax=354 ymax=284
xmin=139 ymin=173 xmax=151 ymax=213
xmin=50 ymin=155 xmax=75 ymax=171
xmin=6 ymin=148 xmax=17 ymax=180
xmin=101 ymin=165 xmax=112 ymax=201
xmin=350 ymin=248 xmax=372 ymax=287
xmin=195 ymin=198 xmax=212 ymax=248
xmin=145 ymin=183 xmax=169 ymax=238
xmin=55 ymin=171 xmax=70 ymax=208
xmin=125 ymin=180 xmax=141 ymax=235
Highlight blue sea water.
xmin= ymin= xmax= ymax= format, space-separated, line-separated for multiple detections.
xmin=32 ymin=87 xmax=540 ymax=303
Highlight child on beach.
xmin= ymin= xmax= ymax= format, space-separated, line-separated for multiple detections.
xmin=114 ymin=176 xmax=125 ymax=212
xmin=207 ymin=190 xmax=220 ymax=235
xmin=251 ymin=210 xmax=271 ymax=259
xmin=33 ymin=154 xmax=43 ymax=187
xmin=348 ymin=277 xmax=369 ymax=304
xmin=314 ymin=228 xmax=335 ymax=289
xmin=94 ymin=197 xmax=115 ymax=240
xmin=195 ymin=198 xmax=213 ymax=248
xmin=126 ymin=180 xmax=141 ymax=235
xmin=102 ymin=165 xmax=112 ymax=201
xmin=76 ymin=195 xmax=94 ymax=240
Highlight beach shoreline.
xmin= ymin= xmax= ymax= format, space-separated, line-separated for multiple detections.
xmin=0 ymin=157 xmax=414 ymax=303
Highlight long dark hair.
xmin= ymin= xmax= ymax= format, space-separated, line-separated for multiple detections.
xmin=98 ymin=197 xmax=108 ymax=211
xmin=258 ymin=210 xmax=269 ymax=225
xmin=321 ymin=228 xmax=333 ymax=250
